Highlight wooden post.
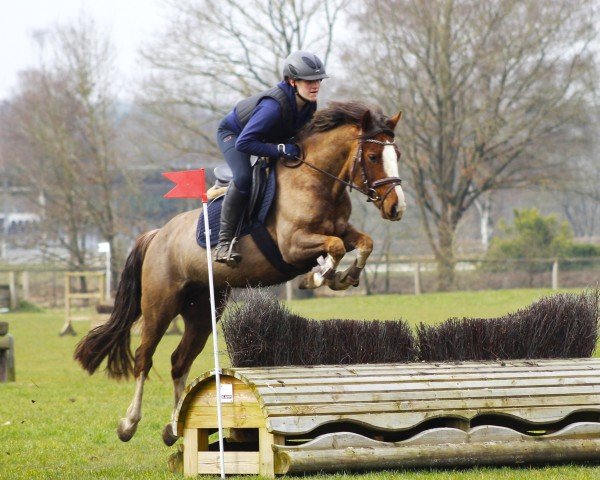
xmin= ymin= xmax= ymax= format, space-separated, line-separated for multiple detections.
xmin=414 ymin=262 xmax=422 ymax=295
xmin=0 ymin=334 xmax=15 ymax=382
xmin=21 ymin=271 xmax=29 ymax=303
xmin=183 ymin=428 xmax=200 ymax=477
xmin=259 ymin=428 xmax=283 ymax=478
xmin=384 ymin=253 xmax=390 ymax=293
xmin=8 ymin=271 xmax=17 ymax=310
xmin=285 ymin=281 xmax=293 ymax=301
xmin=60 ymin=274 xmax=76 ymax=336
xmin=52 ymin=270 xmax=58 ymax=308
xmin=552 ymin=259 xmax=559 ymax=290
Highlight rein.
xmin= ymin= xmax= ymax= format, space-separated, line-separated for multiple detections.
xmin=287 ymin=137 xmax=402 ymax=204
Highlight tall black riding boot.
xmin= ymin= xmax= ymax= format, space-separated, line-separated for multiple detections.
xmin=214 ymin=183 xmax=248 ymax=267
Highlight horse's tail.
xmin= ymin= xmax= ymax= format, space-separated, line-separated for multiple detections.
xmin=74 ymin=229 xmax=159 ymax=379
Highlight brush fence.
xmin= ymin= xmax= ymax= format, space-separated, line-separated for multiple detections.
xmin=174 ymin=359 xmax=600 ymax=477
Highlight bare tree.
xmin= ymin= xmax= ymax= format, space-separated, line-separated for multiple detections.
xmin=343 ymin=0 xmax=598 ymax=289
xmin=138 ymin=0 xmax=349 ymax=157
xmin=558 ymin=107 xmax=600 ymax=239
xmin=0 ymin=16 xmax=133 ymax=285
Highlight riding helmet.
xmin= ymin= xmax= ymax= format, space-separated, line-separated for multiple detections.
xmin=282 ymin=51 xmax=329 ymax=81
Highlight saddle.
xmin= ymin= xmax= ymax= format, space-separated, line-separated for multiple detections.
xmin=207 ymin=157 xmax=270 ymax=222
xmin=197 ymin=159 xmax=304 ymax=276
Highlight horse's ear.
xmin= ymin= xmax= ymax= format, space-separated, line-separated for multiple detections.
xmin=361 ymin=110 xmax=373 ymax=132
xmin=389 ymin=111 xmax=403 ymax=130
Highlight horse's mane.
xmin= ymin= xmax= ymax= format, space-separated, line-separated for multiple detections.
xmin=298 ymin=101 xmax=394 ymax=140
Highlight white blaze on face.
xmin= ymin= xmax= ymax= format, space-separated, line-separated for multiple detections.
xmin=382 ymin=144 xmax=406 ymax=210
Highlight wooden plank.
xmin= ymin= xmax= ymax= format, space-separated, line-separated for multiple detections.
xmin=185 ymin=404 xmax=265 ymax=428
xmin=262 ymin=393 xmax=600 ymax=417
xmin=245 ymin=368 xmax=600 ymax=384
xmin=249 ymin=370 xmax=600 ymax=388
xmin=68 ymin=316 xmax=93 ymax=322
xmin=255 ymin=385 xmax=600 ymax=406
xmin=197 ymin=451 xmax=259 ymax=475
xmin=254 ymin=377 xmax=600 ymax=399
xmin=242 ymin=365 xmax=600 ymax=382
xmin=238 ymin=359 xmax=600 ymax=379
xmin=65 ymin=271 xmax=104 ymax=277
xmin=267 ymin=405 xmax=600 ymax=434
xmin=68 ymin=293 xmax=103 ymax=299
xmin=240 ymin=357 xmax=600 ymax=370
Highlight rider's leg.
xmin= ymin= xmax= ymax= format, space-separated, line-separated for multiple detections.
xmin=215 ymin=125 xmax=251 ymax=266
xmin=214 ymin=183 xmax=249 ymax=265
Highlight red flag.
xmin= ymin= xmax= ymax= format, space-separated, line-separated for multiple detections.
xmin=163 ymin=169 xmax=208 ymax=202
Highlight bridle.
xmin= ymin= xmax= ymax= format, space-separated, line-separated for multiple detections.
xmin=350 ymin=137 xmax=403 ymax=203
xmin=285 ymin=133 xmax=403 ymax=204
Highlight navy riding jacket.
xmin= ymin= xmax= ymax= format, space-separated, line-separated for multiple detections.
xmin=222 ymin=81 xmax=316 ymax=158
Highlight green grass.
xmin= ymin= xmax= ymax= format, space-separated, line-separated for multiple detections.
xmin=0 ymin=288 xmax=598 ymax=479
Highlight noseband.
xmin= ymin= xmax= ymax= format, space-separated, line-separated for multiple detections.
xmin=286 ymin=134 xmax=403 ymax=206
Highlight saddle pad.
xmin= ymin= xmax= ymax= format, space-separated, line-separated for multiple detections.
xmin=196 ymin=169 xmax=277 ymax=248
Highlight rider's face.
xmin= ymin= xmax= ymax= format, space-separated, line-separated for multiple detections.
xmin=292 ymin=79 xmax=321 ymax=102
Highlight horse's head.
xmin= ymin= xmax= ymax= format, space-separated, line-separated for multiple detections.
xmin=353 ymin=110 xmax=406 ymax=221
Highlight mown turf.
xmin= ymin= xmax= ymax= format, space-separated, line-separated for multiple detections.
xmin=0 ymin=288 xmax=598 ymax=479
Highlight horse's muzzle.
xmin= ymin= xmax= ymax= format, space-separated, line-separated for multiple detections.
xmin=385 ymin=202 xmax=405 ymax=221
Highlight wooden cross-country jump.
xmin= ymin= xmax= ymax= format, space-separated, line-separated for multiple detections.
xmin=174 ymin=359 xmax=600 ymax=477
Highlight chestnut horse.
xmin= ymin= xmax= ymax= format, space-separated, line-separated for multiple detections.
xmin=74 ymin=101 xmax=405 ymax=445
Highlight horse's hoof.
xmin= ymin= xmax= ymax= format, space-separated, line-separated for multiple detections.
xmin=117 ymin=418 xmax=137 ymax=442
xmin=328 ymin=271 xmax=360 ymax=291
xmin=162 ymin=423 xmax=179 ymax=446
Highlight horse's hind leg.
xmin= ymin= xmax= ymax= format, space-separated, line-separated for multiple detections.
xmin=162 ymin=286 xmax=229 ymax=446
xmin=117 ymin=289 xmax=179 ymax=442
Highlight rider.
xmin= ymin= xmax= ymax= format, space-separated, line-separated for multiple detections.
xmin=214 ymin=50 xmax=329 ymax=266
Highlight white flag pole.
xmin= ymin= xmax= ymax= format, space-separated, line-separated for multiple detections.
xmin=202 ymin=199 xmax=226 ymax=479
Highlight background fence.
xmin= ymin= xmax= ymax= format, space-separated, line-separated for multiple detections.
xmin=0 ymin=268 xmax=104 ymax=309
xmin=354 ymin=256 xmax=600 ymax=297
xmin=0 ymin=257 xmax=598 ymax=308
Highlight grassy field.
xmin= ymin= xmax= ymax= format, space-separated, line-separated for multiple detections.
xmin=1 ymin=288 xmax=599 ymax=479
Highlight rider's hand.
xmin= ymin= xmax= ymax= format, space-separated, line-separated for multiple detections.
xmin=277 ymin=143 xmax=300 ymax=160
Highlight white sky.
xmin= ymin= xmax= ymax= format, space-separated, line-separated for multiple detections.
xmin=0 ymin=0 xmax=168 ymax=101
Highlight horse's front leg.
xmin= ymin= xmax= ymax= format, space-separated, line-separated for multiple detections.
xmin=285 ymin=232 xmax=346 ymax=289
xmin=329 ymin=225 xmax=373 ymax=291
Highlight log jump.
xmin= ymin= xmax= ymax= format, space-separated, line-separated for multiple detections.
xmin=174 ymin=358 xmax=600 ymax=477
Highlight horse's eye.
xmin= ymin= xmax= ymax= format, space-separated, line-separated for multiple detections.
xmin=368 ymin=154 xmax=378 ymax=163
